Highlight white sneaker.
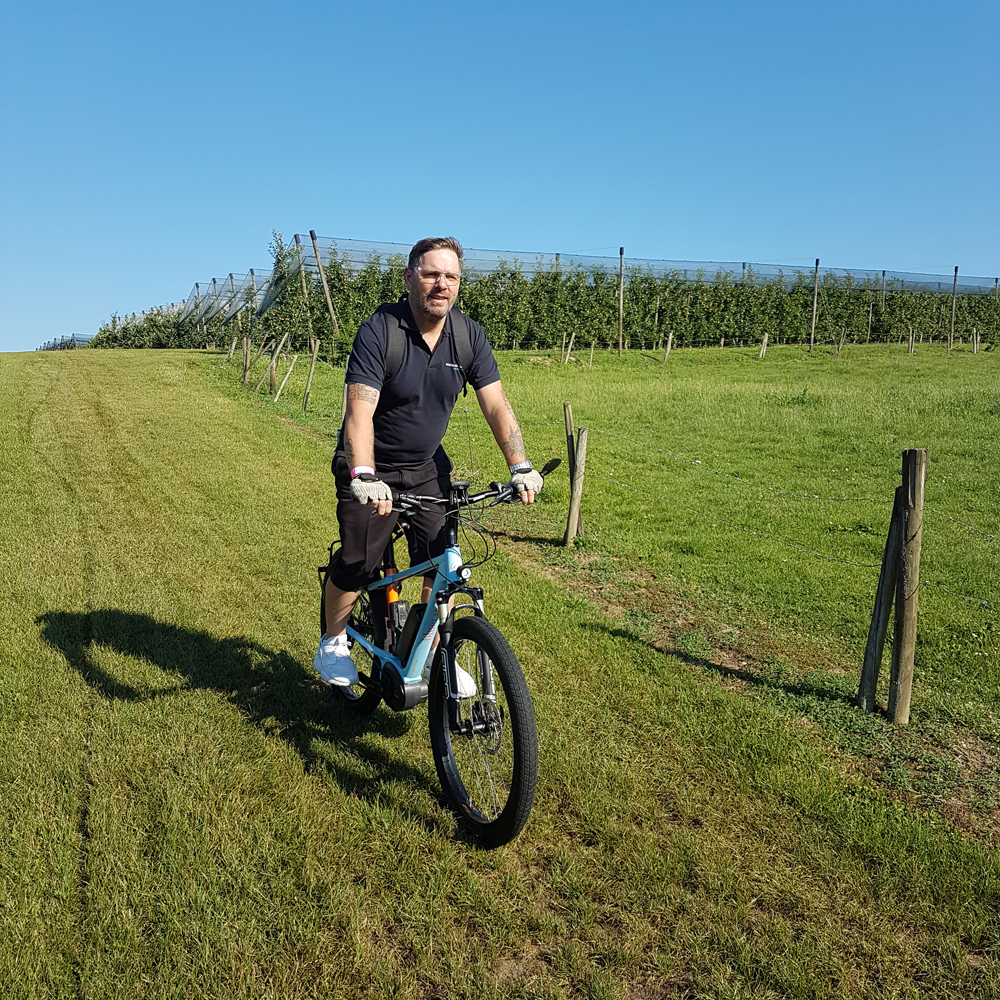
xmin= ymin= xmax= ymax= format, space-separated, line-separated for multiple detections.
xmin=313 ymin=635 xmax=358 ymax=686
xmin=422 ymin=651 xmax=478 ymax=699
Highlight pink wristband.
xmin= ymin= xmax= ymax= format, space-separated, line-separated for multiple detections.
xmin=350 ymin=466 xmax=375 ymax=479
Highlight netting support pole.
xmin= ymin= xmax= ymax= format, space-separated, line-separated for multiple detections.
xmin=310 ymin=230 xmax=342 ymax=342
xmin=809 ymin=258 xmax=820 ymax=351
xmin=294 ymin=236 xmax=316 ymax=350
xmin=618 ymin=247 xmax=624 ymax=357
xmin=948 ymin=266 xmax=958 ymax=355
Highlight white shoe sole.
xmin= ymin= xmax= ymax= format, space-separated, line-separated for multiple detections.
xmin=314 ymin=649 xmax=358 ymax=687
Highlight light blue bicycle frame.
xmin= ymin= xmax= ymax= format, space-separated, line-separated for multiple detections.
xmin=344 ymin=543 xmax=475 ymax=688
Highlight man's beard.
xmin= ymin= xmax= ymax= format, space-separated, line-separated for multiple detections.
xmin=412 ymin=289 xmax=451 ymax=321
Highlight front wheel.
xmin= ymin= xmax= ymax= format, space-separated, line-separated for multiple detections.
xmin=428 ymin=615 xmax=538 ymax=848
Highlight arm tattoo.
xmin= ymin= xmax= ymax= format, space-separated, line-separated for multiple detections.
xmin=497 ymin=391 xmax=526 ymax=464
xmin=344 ymin=383 xmax=378 ymax=467
xmin=347 ymin=382 xmax=380 ymax=405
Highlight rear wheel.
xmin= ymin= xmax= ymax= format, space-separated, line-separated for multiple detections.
xmin=428 ymin=615 xmax=537 ymax=847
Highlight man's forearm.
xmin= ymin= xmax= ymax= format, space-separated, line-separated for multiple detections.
xmin=484 ymin=390 xmax=527 ymax=467
xmin=344 ymin=383 xmax=379 ymax=469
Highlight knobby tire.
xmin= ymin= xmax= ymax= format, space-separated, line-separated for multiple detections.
xmin=428 ymin=615 xmax=537 ymax=848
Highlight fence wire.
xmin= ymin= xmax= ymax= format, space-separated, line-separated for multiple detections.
xmin=585 ymin=471 xmax=882 ymax=571
xmin=925 ymin=507 xmax=999 ymax=542
xmin=588 ymin=428 xmax=892 ymax=503
xmin=922 ymin=581 xmax=998 ymax=611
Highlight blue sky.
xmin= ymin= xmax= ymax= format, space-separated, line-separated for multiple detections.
xmin=1 ymin=0 xmax=996 ymax=352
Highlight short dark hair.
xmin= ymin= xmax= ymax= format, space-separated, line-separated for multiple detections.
xmin=407 ymin=237 xmax=464 ymax=271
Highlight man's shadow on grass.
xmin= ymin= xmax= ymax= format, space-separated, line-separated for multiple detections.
xmin=37 ymin=608 xmax=447 ymax=833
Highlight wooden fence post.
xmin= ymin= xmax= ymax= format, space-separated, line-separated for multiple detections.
xmin=564 ymin=401 xmax=576 ymax=482
xmin=663 ymin=330 xmax=673 ymax=364
xmin=274 ymin=355 xmax=298 ymax=402
xmin=563 ymin=427 xmax=588 ymax=546
xmin=809 ymin=258 xmax=820 ymax=351
xmin=948 ymin=266 xmax=958 ymax=355
xmin=247 ymin=337 xmax=272 ymax=384
xmin=254 ymin=329 xmax=291 ymax=394
xmin=563 ymin=402 xmax=583 ymax=536
xmin=857 ymin=489 xmax=904 ymax=712
xmin=302 ymin=338 xmax=321 ymax=412
xmin=618 ymin=247 xmax=624 ymax=358
xmin=563 ymin=330 xmax=576 ymax=363
xmin=888 ymin=448 xmax=928 ymax=725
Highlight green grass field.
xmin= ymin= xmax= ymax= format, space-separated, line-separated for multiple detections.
xmin=1 ymin=345 xmax=997 ymax=998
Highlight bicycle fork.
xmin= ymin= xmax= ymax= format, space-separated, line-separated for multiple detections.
xmin=437 ymin=594 xmax=498 ymax=737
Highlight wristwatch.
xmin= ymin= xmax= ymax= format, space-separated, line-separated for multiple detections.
xmin=508 ymin=461 xmax=533 ymax=475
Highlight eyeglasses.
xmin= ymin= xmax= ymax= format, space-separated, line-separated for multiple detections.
xmin=413 ymin=266 xmax=462 ymax=287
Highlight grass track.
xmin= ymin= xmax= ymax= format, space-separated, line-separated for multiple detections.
xmin=1 ymin=348 xmax=998 ymax=998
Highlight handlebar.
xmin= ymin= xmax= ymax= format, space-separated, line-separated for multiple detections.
xmin=391 ymin=457 xmax=561 ymax=514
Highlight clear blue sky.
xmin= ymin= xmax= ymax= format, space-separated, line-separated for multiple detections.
xmin=1 ymin=0 xmax=997 ymax=352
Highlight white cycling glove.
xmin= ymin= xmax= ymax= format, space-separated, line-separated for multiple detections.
xmin=509 ymin=468 xmax=543 ymax=496
xmin=350 ymin=473 xmax=392 ymax=505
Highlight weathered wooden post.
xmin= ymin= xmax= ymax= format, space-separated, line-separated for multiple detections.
xmin=274 ymin=354 xmax=298 ymax=402
xmin=303 ymin=337 xmax=321 ymax=412
xmin=564 ymin=401 xmax=576 ymax=481
xmin=563 ymin=427 xmax=588 ymax=546
xmin=888 ymin=449 xmax=928 ymax=725
xmin=563 ymin=330 xmax=576 ymax=363
xmin=857 ymin=490 xmax=904 ymax=712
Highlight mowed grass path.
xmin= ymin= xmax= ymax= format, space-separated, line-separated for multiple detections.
xmin=1 ymin=349 xmax=997 ymax=999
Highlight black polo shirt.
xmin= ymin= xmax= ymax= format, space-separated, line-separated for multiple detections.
xmin=345 ymin=298 xmax=501 ymax=469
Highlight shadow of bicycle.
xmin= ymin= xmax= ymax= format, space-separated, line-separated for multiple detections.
xmin=37 ymin=608 xmax=448 ymax=832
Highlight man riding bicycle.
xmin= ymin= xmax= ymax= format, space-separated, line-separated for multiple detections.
xmin=314 ymin=236 xmax=543 ymax=693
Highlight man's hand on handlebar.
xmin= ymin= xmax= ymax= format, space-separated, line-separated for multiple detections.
xmin=350 ymin=473 xmax=394 ymax=516
xmin=509 ymin=467 xmax=544 ymax=505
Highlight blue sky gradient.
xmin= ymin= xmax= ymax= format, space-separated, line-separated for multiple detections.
xmin=1 ymin=0 xmax=996 ymax=351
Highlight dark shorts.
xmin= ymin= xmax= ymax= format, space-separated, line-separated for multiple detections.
xmin=328 ymin=447 xmax=453 ymax=591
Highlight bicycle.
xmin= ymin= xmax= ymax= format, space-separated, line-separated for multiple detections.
xmin=318 ymin=459 xmax=560 ymax=847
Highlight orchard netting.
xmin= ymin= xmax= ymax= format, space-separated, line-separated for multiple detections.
xmin=88 ymin=233 xmax=1000 ymax=358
